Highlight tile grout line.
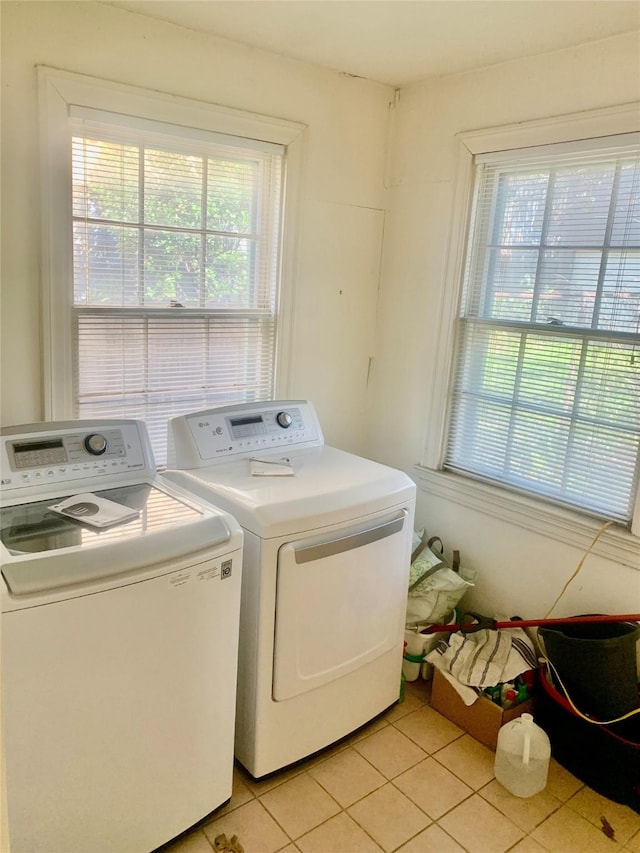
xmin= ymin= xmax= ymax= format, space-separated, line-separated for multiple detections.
xmin=223 ymin=693 xmax=476 ymax=850
xmin=248 ymin=700 xmax=433 ymax=850
xmin=257 ymin=776 xmax=343 ymax=847
xmin=178 ymin=682 xmax=638 ymax=853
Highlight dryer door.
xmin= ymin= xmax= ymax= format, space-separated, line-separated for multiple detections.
xmin=273 ymin=508 xmax=410 ymax=701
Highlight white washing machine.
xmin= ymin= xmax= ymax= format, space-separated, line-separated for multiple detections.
xmin=165 ymin=400 xmax=416 ymax=778
xmin=1 ymin=420 xmax=243 ymax=853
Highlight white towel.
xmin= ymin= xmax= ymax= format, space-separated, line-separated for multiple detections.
xmin=426 ymin=627 xmax=537 ymax=690
xmin=437 ymin=629 xmax=511 ymax=687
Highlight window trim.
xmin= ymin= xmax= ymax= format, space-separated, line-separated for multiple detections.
xmin=414 ymin=467 xmax=639 ymax=568
xmin=419 ymin=101 xmax=640 ymax=547
xmin=38 ymin=66 xmax=306 ymax=420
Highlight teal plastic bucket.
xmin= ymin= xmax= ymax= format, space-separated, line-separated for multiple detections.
xmin=540 ymin=618 xmax=640 ymax=721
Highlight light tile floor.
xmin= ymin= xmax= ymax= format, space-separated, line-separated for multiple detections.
xmin=160 ymin=678 xmax=640 ymax=853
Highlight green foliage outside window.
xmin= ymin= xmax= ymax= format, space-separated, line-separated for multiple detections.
xmin=72 ymin=138 xmax=263 ymax=309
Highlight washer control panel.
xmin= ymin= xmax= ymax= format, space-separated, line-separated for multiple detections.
xmin=1 ymin=421 xmax=151 ymax=493
xmin=170 ymin=401 xmax=323 ymax=466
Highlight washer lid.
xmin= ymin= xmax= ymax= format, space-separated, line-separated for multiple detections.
xmin=165 ymin=445 xmax=416 ymax=538
xmin=1 ymin=482 xmax=234 ymax=595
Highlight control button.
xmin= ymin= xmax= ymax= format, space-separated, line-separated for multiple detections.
xmin=84 ymin=433 xmax=108 ymax=456
xmin=276 ymin=411 xmax=293 ymax=428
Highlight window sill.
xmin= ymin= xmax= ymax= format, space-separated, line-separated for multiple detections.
xmin=413 ymin=466 xmax=639 ymax=570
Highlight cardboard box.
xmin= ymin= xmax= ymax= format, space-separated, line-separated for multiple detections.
xmin=430 ymin=668 xmax=535 ymax=750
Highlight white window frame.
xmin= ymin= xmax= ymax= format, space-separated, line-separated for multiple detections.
xmin=418 ymin=102 xmax=640 ymax=564
xmin=38 ymin=66 xmax=305 ymax=433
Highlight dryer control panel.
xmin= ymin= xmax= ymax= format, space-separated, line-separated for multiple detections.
xmin=168 ymin=401 xmax=324 ymax=467
xmin=0 ymin=420 xmax=153 ymax=494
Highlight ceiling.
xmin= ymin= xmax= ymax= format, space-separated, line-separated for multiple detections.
xmin=102 ymin=0 xmax=640 ymax=87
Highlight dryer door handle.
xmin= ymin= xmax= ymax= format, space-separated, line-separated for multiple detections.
xmin=292 ymin=510 xmax=408 ymax=564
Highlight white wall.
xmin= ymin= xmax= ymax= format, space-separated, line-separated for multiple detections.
xmin=0 ymin=0 xmax=393 ymax=452
xmin=367 ymin=33 xmax=640 ymax=620
xmin=1 ymin=2 xmax=638 ymax=622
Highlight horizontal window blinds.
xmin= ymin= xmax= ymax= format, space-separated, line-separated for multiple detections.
xmin=70 ymin=115 xmax=284 ymax=464
xmin=446 ymin=138 xmax=640 ymax=522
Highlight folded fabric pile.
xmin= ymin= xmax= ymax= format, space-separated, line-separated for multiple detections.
xmin=426 ymin=625 xmax=538 ymax=705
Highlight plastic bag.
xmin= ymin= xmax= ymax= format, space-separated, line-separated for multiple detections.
xmin=405 ymin=541 xmax=473 ymax=627
xmin=406 ymin=568 xmax=472 ymax=626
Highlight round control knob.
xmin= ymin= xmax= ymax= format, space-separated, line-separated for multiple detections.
xmin=84 ymin=433 xmax=108 ymax=456
xmin=276 ymin=411 xmax=293 ymax=429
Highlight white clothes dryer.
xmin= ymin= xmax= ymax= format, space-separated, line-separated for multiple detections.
xmin=166 ymin=400 xmax=416 ymax=778
xmin=1 ymin=420 xmax=243 ymax=853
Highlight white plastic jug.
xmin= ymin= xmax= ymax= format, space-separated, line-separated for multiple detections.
xmin=494 ymin=713 xmax=550 ymax=798
xmin=403 ymin=629 xmax=426 ymax=681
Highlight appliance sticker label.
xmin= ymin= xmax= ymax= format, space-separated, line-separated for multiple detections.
xmin=168 ymin=571 xmax=192 ymax=588
xmin=197 ymin=565 xmax=220 ymax=582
